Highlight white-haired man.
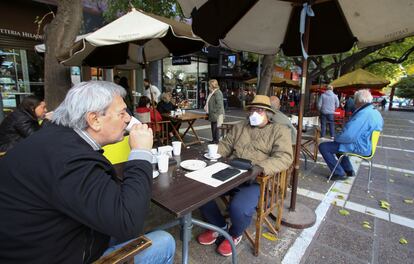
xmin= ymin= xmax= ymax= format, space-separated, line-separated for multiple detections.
xmin=319 ymin=89 xmax=383 ymax=181
xmin=0 ymin=81 xmax=175 ymax=263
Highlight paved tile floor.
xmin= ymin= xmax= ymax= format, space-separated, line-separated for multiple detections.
xmin=145 ymin=108 xmax=414 ymax=264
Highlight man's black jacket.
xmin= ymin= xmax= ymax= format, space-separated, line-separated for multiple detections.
xmin=0 ymin=124 xmax=152 ymax=263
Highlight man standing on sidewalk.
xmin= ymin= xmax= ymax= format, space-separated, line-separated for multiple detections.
xmin=319 ymin=89 xmax=383 ymax=181
xmin=318 ymin=85 xmax=339 ymax=139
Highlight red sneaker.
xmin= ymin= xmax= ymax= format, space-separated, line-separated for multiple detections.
xmin=217 ymin=235 xmax=242 ymax=257
xmin=197 ymin=230 xmax=219 ymax=245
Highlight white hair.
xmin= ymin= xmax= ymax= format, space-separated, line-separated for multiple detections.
xmin=354 ymin=89 xmax=373 ymax=104
xmin=52 ymin=81 xmax=126 ymax=130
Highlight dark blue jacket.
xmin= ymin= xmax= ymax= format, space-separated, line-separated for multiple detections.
xmin=336 ymin=104 xmax=383 ymax=156
xmin=0 ymin=124 xmax=152 ymax=263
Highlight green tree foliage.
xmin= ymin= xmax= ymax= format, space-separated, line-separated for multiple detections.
xmin=395 ymin=75 xmax=414 ymax=100
xmin=358 ymin=37 xmax=414 ymax=80
xmin=103 ymin=0 xmax=182 ymax=21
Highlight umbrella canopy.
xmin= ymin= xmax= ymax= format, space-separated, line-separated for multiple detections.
xmin=330 ymin=68 xmax=390 ymax=89
xmin=176 ymin=0 xmax=414 ymax=226
xmin=178 ymin=0 xmax=414 ymax=56
xmin=245 ymin=76 xmax=300 ymax=88
xmin=59 ymin=9 xmax=205 ymax=67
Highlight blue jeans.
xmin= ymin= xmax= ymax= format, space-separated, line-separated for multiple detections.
xmin=319 ymin=141 xmax=353 ymax=176
xmin=199 ymin=183 xmax=260 ymax=237
xmin=320 ymin=113 xmax=335 ymax=137
xmin=102 ymin=230 xmax=175 ymax=264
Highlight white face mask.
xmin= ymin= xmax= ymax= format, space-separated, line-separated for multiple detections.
xmin=249 ymin=111 xmax=264 ymax=126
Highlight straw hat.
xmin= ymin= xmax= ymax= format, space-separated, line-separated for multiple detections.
xmin=246 ymin=95 xmax=275 ymax=114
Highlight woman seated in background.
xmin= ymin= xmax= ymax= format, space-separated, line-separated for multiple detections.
xmin=0 ymin=95 xmax=48 ymax=152
xmin=157 ymin=92 xmax=177 ymax=114
xmin=157 ymin=92 xmax=181 ymax=139
xmin=135 ymin=96 xmax=163 ymax=131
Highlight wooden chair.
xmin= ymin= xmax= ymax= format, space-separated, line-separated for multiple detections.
xmin=93 ymin=236 xmax=152 ymax=264
xmin=247 ymin=170 xmax=287 ymax=256
xmin=149 ymin=120 xmax=171 ymax=146
xmin=221 ymin=169 xmax=288 ymax=256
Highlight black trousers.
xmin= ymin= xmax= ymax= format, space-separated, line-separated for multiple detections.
xmin=211 ymin=121 xmax=220 ymax=143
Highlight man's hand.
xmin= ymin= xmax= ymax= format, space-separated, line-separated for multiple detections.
xmin=129 ymin=124 xmax=153 ymax=150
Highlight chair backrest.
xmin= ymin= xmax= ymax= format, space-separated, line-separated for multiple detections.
xmin=150 ymin=120 xmax=170 ymax=146
xmin=135 ymin=112 xmax=151 ymax=123
xmin=102 ymin=136 xmax=131 ymax=164
xmin=369 ymin=130 xmax=381 ymax=158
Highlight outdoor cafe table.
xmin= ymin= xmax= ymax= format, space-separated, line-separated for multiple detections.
xmin=113 ymin=146 xmax=263 ymax=264
xmin=162 ymin=112 xmax=208 ymax=147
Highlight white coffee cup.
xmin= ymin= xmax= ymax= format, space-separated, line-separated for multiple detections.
xmin=172 ymin=141 xmax=182 ymax=156
xmin=157 ymin=154 xmax=169 ymax=173
xmin=170 ymin=110 xmax=175 ymax=116
xmin=125 ymin=116 xmax=141 ymax=132
xmin=208 ymin=144 xmax=218 ymax=158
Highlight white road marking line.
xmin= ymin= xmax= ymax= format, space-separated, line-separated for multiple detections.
xmin=381 ymin=134 xmax=414 ymax=140
xmin=282 ymin=158 xmax=360 ymax=264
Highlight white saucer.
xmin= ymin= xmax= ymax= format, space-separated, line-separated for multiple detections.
xmin=153 ymin=170 xmax=159 ymax=178
xmin=204 ymin=153 xmax=222 ymax=160
xmin=180 ymin=160 xmax=207 ymax=171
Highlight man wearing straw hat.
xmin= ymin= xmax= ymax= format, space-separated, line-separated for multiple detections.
xmin=197 ymin=95 xmax=293 ymax=257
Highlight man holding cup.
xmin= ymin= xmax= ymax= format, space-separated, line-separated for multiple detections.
xmin=0 ymin=81 xmax=175 ymax=263
xmin=197 ymin=95 xmax=293 ymax=257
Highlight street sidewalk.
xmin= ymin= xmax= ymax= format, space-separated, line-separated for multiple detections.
xmin=145 ymin=108 xmax=414 ymax=264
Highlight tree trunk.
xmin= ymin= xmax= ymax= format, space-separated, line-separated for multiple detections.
xmin=44 ymin=0 xmax=82 ymax=110
xmin=257 ymin=54 xmax=275 ymax=95
xmin=389 ymin=86 xmax=395 ymax=111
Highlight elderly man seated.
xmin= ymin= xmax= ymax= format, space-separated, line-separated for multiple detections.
xmin=319 ymin=89 xmax=383 ymax=181
xmin=270 ymin=95 xmax=297 ymax=144
xmin=0 ymin=81 xmax=175 ymax=263
xmin=197 ymin=95 xmax=293 ymax=257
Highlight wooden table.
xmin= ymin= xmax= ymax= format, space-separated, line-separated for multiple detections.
xmin=114 ymin=146 xmax=263 ymax=264
xmin=162 ymin=112 xmax=208 ymax=147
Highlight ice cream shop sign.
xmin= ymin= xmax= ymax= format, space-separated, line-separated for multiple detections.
xmin=0 ymin=28 xmax=43 ymax=40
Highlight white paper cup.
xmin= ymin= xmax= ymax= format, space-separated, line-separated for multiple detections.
xmin=125 ymin=116 xmax=141 ymax=132
xmin=208 ymin=144 xmax=218 ymax=158
xmin=170 ymin=110 xmax=175 ymax=116
xmin=157 ymin=154 xmax=169 ymax=173
xmin=172 ymin=141 xmax=182 ymax=156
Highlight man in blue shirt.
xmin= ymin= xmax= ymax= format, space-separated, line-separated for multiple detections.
xmin=319 ymin=89 xmax=384 ymax=181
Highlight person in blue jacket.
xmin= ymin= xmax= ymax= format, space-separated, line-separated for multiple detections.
xmin=319 ymin=89 xmax=383 ymax=181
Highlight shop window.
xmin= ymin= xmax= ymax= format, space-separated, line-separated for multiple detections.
xmin=1 ymin=48 xmax=43 ymax=108
xmin=163 ymin=56 xmax=208 ymax=109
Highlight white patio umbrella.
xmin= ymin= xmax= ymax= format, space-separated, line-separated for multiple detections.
xmin=176 ymin=0 xmax=414 ymax=229
xmin=58 ymin=8 xmax=205 ymax=68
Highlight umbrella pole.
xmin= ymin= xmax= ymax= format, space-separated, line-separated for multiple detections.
xmin=281 ymin=5 xmax=316 ymax=229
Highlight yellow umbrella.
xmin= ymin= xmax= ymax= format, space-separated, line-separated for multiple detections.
xmin=245 ymin=76 xmax=299 ymax=88
xmin=330 ymin=68 xmax=389 ymax=89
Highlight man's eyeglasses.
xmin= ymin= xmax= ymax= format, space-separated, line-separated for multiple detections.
xmin=248 ymin=107 xmax=265 ymax=113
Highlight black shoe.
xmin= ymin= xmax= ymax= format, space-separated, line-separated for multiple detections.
xmin=345 ymin=170 xmax=355 ymax=177
xmin=330 ymin=174 xmax=348 ymax=181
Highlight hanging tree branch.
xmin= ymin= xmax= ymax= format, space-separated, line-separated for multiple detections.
xmin=362 ymin=45 xmax=414 ymax=69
